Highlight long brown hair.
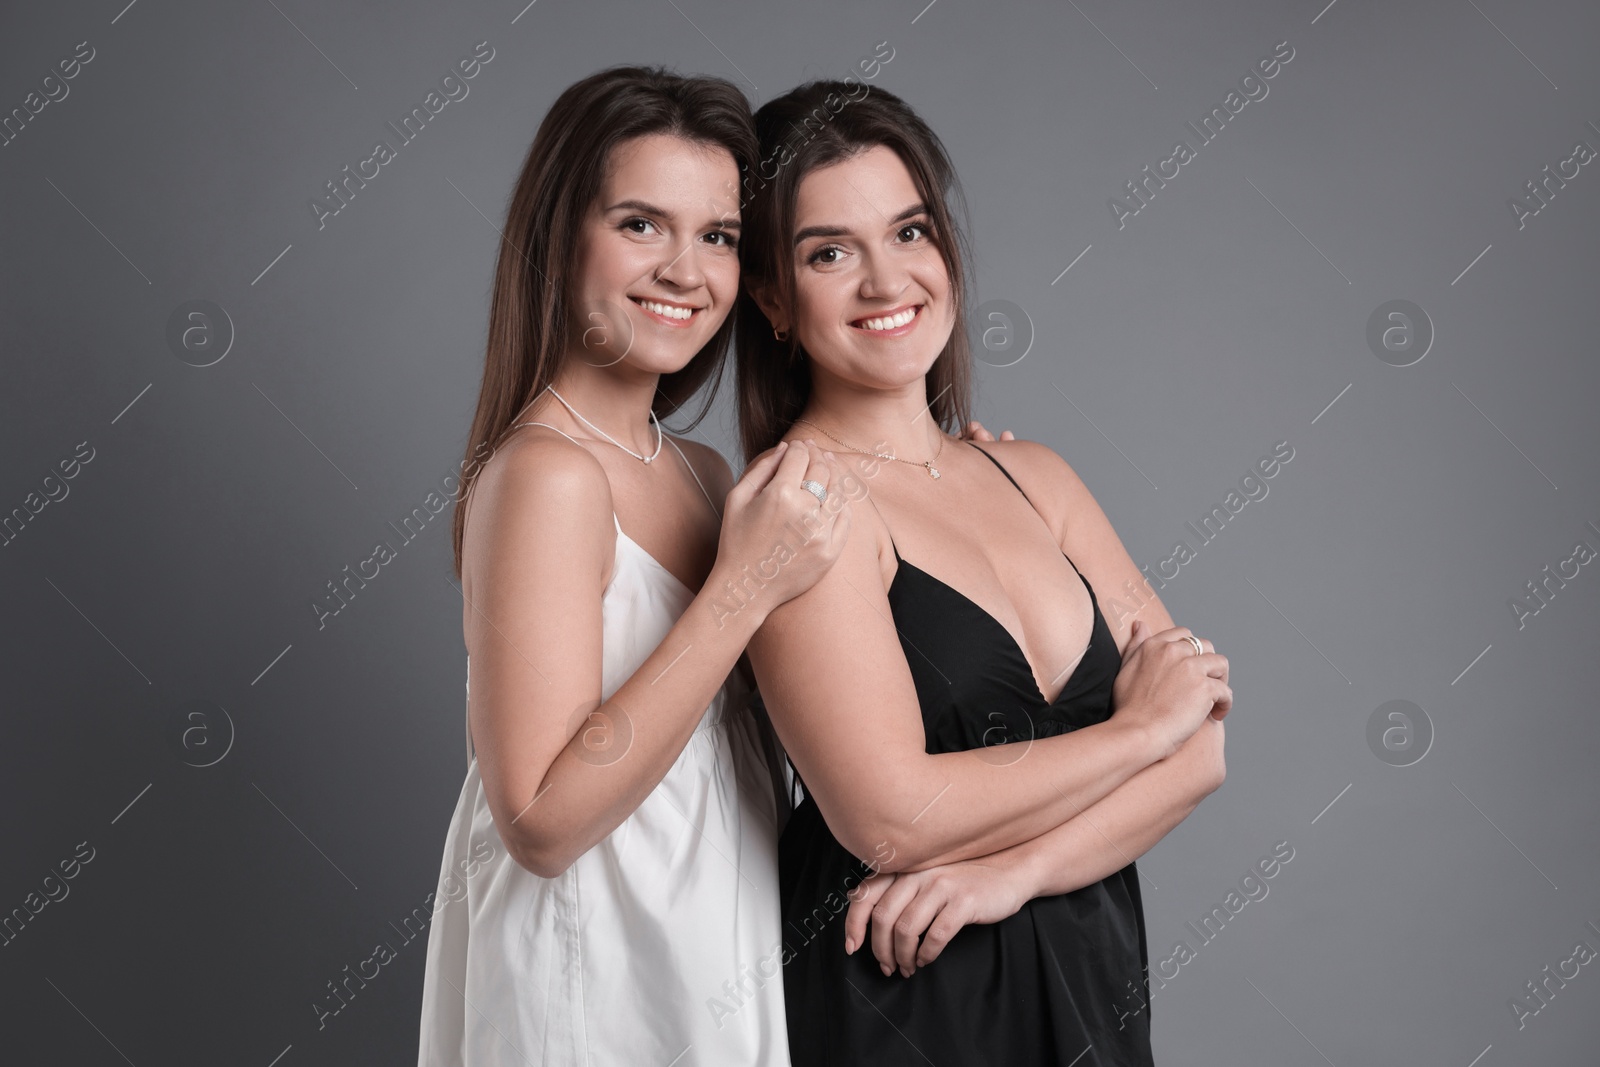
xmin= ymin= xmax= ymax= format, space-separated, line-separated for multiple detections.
xmin=450 ymin=66 xmax=756 ymax=578
xmin=735 ymin=81 xmax=974 ymax=460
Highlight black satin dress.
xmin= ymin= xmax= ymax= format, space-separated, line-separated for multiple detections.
xmin=776 ymin=444 xmax=1154 ymax=1067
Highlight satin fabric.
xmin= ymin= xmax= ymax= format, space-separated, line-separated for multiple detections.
xmin=778 ymin=445 xmax=1154 ymax=1066
xmin=418 ymin=513 xmax=790 ymax=1066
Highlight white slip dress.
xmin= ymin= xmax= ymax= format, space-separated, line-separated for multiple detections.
xmin=417 ymin=426 xmax=791 ymax=1066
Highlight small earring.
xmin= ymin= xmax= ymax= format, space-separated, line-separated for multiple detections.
xmin=773 ymin=327 xmax=789 ymax=342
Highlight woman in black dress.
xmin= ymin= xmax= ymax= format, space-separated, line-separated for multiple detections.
xmin=733 ymin=83 xmax=1233 ymax=1065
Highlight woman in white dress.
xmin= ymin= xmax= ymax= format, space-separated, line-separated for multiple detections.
xmin=417 ymin=67 xmax=851 ymax=1066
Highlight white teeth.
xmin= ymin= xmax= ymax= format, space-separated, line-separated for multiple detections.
xmin=636 ymin=299 xmax=694 ymax=321
xmin=857 ymin=307 xmax=918 ymax=331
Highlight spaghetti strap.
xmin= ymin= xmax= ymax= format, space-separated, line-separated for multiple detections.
xmin=509 ymin=419 xmax=586 ymax=447
xmin=463 ymin=654 xmax=474 ymax=767
xmin=967 ymin=441 xmax=1088 ymax=578
xmin=519 ymin=420 xmax=721 ymax=521
xmin=662 ymin=435 xmax=723 ymax=520
xmin=967 ymin=442 xmax=1038 ymax=511
xmin=861 ymin=495 xmax=903 ymax=561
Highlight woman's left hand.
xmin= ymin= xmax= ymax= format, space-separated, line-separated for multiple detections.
xmin=843 ymin=858 xmax=1033 ymax=977
xmin=958 ymin=420 xmax=1015 ymax=442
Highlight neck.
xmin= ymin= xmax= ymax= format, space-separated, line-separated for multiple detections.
xmin=538 ymin=354 xmax=662 ymax=454
xmin=797 ymin=365 xmax=946 ymax=461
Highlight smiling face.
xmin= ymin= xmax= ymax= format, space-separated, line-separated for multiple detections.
xmin=773 ymin=144 xmax=955 ymax=391
xmin=568 ymin=132 xmax=742 ymax=374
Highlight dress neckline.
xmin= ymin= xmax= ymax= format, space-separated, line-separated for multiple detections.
xmin=888 ymin=549 xmax=1102 ymax=707
xmin=507 ymin=418 xmax=719 ymax=600
xmin=612 ymin=515 xmax=694 ymax=597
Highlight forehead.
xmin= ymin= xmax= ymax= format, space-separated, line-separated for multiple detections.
xmin=600 ymin=132 xmax=741 ymax=214
xmin=794 ymin=145 xmax=920 ymax=232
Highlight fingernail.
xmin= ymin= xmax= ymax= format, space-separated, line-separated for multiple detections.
xmin=881 ymin=963 xmax=891 ymax=976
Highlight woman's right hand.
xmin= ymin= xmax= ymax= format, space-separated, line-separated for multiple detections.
xmin=712 ymin=439 xmax=851 ymax=615
xmin=1109 ymin=619 xmax=1232 ymax=758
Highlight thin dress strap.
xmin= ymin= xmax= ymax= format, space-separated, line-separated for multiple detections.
xmin=509 ymin=419 xmax=585 ymax=446
xmin=661 ymin=435 xmax=723 ymax=520
xmin=858 ymin=494 xmax=902 ymax=561
xmin=875 ymin=442 xmax=1035 ymax=561
xmin=966 ymin=441 xmax=1086 ymax=578
xmin=967 ymin=441 xmax=1039 ymax=511
xmin=515 ymin=420 xmax=721 ymax=522
xmin=464 ymin=653 xmax=474 ymax=767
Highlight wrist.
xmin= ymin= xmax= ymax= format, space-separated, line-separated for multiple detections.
xmin=1112 ymin=715 xmax=1172 ymax=766
xmin=997 ymin=839 xmax=1048 ymax=901
xmin=698 ymin=563 xmax=772 ymax=635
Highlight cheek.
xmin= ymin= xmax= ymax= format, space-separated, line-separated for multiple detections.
xmin=584 ymin=233 xmax=649 ymax=289
xmin=795 ymin=278 xmax=847 ymax=333
xmin=704 ymin=254 xmax=741 ymax=303
xmin=571 ymin=236 xmax=613 ymax=297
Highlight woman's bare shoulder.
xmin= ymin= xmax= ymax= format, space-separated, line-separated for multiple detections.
xmin=968 ymin=437 xmax=1096 ymax=532
xmin=464 ymin=427 xmax=616 ymax=560
xmin=970 ymin=437 xmax=1161 ymax=635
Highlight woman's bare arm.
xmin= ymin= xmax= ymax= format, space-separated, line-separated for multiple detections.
xmin=1009 ymin=715 xmax=1224 ymax=895
xmin=942 ymin=439 xmax=1229 ymax=885
xmin=747 ymin=438 xmax=1225 ymax=875
xmin=463 ymin=433 xmax=844 ymax=878
xmin=842 ymin=714 xmax=1226 ymax=975
xmin=747 ymin=515 xmax=1168 ymax=875
xmin=897 ymin=584 xmax=1227 ymax=882
xmin=840 ymin=445 xmax=1231 ymax=973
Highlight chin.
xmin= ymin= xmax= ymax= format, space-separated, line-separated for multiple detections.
xmin=863 ymin=347 xmax=946 ymax=386
xmin=622 ymin=340 xmax=707 ymax=377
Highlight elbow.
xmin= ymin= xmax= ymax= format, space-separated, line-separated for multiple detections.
xmin=502 ymin=825 xmax=577 ymax=880
xmin=1201 ymin=753 xmax=1227 ymax=797
xmin=514 ymin=846 xmax=572 ymax=880
xmin=513 ymin=842 xmax=575 ymax=880
xmin=835 ymin=819 xmax=915 ymax=876
xmin=489 ymin=777 xmax=588 ymax=878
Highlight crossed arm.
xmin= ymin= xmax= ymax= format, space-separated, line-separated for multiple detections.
xmin=816 ymin=439 xmax=1228 ymax=974
xmin=845 ymin=704 xmax=1224 ymax=976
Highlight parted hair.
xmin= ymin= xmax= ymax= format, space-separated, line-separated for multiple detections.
xmin=450 ymin=66 xmax=757 ymax=579
xmin=735 ymin=81 xmax=974 ymax=461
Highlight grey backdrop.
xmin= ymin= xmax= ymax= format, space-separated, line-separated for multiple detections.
xmin=3 ymin=0 xmax=1597 ymax=1063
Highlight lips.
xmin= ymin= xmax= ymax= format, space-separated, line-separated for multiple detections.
xmin=850 ymin=304 xmax=922 ymax=333
xmin=630 ymin=296 xmax=703 ymax=325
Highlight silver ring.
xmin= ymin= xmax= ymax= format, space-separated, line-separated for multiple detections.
xmin=800 ymin=479 xmax=828 ymax=505
xmin=1184 ymin=634 xmax=1203 ymax=657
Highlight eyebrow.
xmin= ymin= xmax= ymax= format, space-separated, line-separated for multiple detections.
xmin=793 ymin=202 xmax=927 ymax=247
xmin=604 ymin=199 xmax=741 ymax=230
xmin=605 ymin=199 xmax=673 ymax=219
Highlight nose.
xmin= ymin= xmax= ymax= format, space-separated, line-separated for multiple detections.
xmin=654 ymin=238 xmax=704 ymax=291
xmin=857 ymin=247 xmax=910 ymax=304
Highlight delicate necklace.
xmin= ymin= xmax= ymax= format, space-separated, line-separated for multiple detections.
xmin=543 ymin=384 xmax=663 ymax=464
xmin=793 ymin=417 xmax=946 ymax=479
